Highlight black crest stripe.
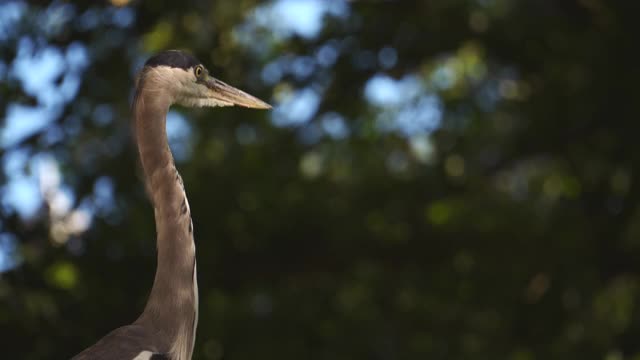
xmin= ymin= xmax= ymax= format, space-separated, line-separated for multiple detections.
xmin=145 ymin=50 xmax=201 ymax=70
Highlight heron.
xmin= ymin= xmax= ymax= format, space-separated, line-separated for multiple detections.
xmin=72 ymin=50 xmax=270 ymax=360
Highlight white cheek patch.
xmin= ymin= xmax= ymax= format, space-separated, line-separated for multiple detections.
xmin=144 ymin=66 xmax=197 ymax=100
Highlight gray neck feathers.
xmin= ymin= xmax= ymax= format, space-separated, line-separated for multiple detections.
xmin=132 ymin=83 xmax=198 ymax=360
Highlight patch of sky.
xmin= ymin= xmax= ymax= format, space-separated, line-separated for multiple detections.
xmin=320 ymin=112 xmax=349 ymax=139
xmin=0 ymin=233 xmax=21 ymax=273
xmin=388 ymin=95 xmax=442 ymax=136
xmin=291 ymin=56 xmax=316 ymax=80
xmin=40 ymin=124 xmax=64 ymax=146
xmin=92 ymin=176 xmax=115 ymax=215
xmin=270 ymin=0 xmax=326 ymax=38
xmin=12 ymin=39 xmax=66 ymax=105
xmin=1 ymin=149 xmax=85 ymax=223
xmin=365 ymin=73 xmax=442 ymax=137
xmin=73 ymin=4 xmax=135 ymax=32
xmin=0 ymin=149 xmax=42 ymax=218
xmin=2 ymin=39 xmax=89 ymax=147
xmin=12 ymin=38 xmax=88 ymax=103
xmin=272 ymin=87 xmax=321 ymax=127
xmin=378 ymin=47 xmax=398 ymax=70
xmin=58 ymin=73 xmax=82 ymax=102
xmin=257 ymin=0 xmax=349 ymax=39
xmin=315 ymin=40 xmax=340 ymax=67
xmin=2 ymin=149 xmax=30 ymax=179
xmin=66 ymin=41 xmax=90 ymax=70
xmin=365 ymin=75 xmax=402 ymax=107
xmin=39 ymin=2 xmax=75 ymax=37
xmin=64 ymin=114 xmax=83 ymax=138
xmin=166 ymin=111 xmax=193 ymax=162
xmin=236 ymin=0 xmax=350 ymax=51
xmin=108 ymin=6 xmax=135 ymax=28
xmin=1 ymin=104 xmax=60 ymax=147
xmin=261 ymin=60 xmax=285 ymax=85
xmin=298 ymin=122 xmax=323 ymax=145
xmin=365 ymin=74 xmax=423 ymax=107
xmin=0 ymin=2 xmax=26 ymax=41
xmin=77 ymin=8 xmax=101 ymax=31
xmin=92 ymin=104 xmax=114 ymax=127
xmin=262 ymin=54 xmax=321 ymax=85
xmin=1 ymin=177 xmax=40 ymax=218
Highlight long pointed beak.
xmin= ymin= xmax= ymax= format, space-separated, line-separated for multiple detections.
xmin=204 ymin=76 xmax=271 ymax=109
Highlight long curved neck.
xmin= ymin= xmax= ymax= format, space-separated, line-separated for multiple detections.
xmin=133 ymin=88 xmax=198 ymax=360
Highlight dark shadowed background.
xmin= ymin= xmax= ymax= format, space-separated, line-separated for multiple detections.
xmin=1 ymin=0 xmax=640 ymax=359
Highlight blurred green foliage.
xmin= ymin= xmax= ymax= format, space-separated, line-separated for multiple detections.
xmin=2 ymin=0 xmax=640 ymax=359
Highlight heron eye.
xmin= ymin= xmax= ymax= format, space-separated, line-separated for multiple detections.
xmin=195 ymin=66 xmax=204 ymax=78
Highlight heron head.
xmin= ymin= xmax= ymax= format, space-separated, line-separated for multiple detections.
xmin=138 ymin=50 xmax=271 ymax=110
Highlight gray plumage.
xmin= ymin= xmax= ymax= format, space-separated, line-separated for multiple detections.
xmin=72 ymin=50 xmax=270 ymax=360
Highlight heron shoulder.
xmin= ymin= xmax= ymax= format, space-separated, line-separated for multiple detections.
xmin=71 ymin=324 xmax=167 ymax=360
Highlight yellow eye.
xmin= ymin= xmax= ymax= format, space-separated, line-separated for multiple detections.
xmin=195 ymin=65 xmax=204 ymax=78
